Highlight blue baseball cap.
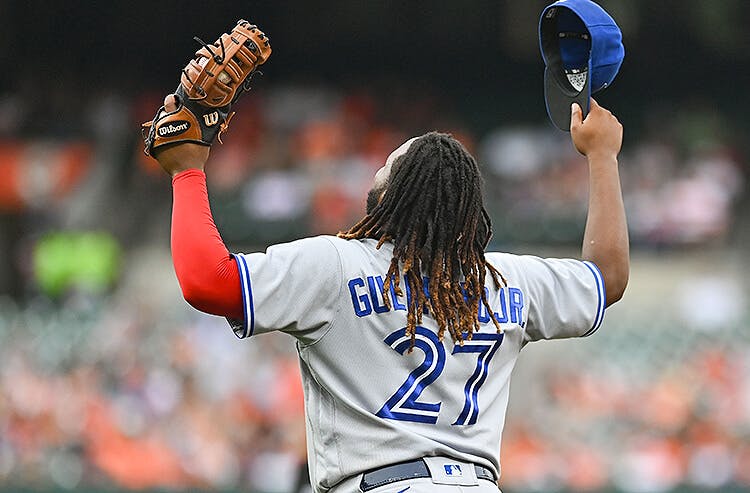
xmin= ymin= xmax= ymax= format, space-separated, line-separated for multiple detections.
xmin=539 ymin=0 xmax=625 ymax=130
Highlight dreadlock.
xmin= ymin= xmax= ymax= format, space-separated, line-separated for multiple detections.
xmin=338 ymin=132 xmax=507 ymax=347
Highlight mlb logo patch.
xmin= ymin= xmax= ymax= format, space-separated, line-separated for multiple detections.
xmin=423 ymin=457 xmax=477 ymax=485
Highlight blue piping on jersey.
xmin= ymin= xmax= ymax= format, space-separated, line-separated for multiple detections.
xmin=233 ymin=254 xmax=256 ymax=337
xmin=582 ymin=261 xmax=606 ymax=336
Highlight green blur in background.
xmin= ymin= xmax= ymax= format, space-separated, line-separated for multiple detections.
xmin=0 ymin=0 xmax=748 ymax=492
xmin=33 ymin=232 xmax=121 ymax=299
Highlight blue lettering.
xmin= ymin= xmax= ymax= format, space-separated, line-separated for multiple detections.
xmin=494 ymin=288 xmax=509 ymax=323
xmin=367 ymin=276 xmax=389 ymax=313
xmin=348 ymin=278 xmax=372 ymax=317
xmin=509 ymin=287 xmax=524 ymax=324
xmin=354 ymin=274 xmax=525 ymax=327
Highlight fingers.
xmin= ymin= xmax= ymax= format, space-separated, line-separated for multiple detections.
xmin=164 ymin=94 xmax=178 ymax=112
xmin=570 ymin=103 xmax=583 ymax=132
xmin=589 ymin=98 xmax=600 ymax=110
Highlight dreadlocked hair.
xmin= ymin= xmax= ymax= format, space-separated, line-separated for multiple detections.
xmin=338 ymin=132 xmax=507 ymax=348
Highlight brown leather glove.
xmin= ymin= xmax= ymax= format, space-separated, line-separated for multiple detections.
xmin=142 ymin=19 xmax=271 ymax=157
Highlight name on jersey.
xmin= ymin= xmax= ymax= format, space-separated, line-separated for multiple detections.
xmin=347 ymin=275 xmax=525 ymax=326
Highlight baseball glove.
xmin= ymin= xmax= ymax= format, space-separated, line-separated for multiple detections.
xmin=142 ymin=19 xmax=271 ymax=157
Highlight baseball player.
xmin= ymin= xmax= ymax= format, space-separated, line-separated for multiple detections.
xmin=144 ymin=18 xmax=628 ymax=493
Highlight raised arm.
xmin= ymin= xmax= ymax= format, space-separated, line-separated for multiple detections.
xmin=154 ymin=96 xmax=244 ymax=319
xmin=570 ymin=99 xmax=629 ymax=306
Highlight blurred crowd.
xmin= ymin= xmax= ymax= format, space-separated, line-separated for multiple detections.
xmin=481 ymin=123 xmax=745 ymax=247
xmin=0 ymin=295 xmax=308 ymax=492
xmin=0 ymin=82 xmax=748 ymax=492
xmin=1 ymin=83 xmax=746 ymax=297
xmin=1 ymin=266 xmax=748 ymax=492
xmin=501 ymin=344 xmax=750 ymax=492
xmin=1 ymin=81 xmax=747 ymax=252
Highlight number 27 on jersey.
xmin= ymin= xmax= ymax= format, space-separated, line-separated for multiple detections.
xmin=376 ymin=326 xmax=504 ymax=426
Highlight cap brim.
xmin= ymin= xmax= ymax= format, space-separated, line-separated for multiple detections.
xmin=544 ymin=66 xmax=591 ymax=131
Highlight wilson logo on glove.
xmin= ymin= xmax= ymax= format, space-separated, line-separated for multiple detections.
xmin=157 ymin=121 xmax=191 ymax=137
xmin=141 ymin=19 xmax=272 ymax=159
xmin=203 ymin=112 xmax=220 ymax=127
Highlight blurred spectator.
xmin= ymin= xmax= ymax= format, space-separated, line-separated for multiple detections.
xmin=0 ymin=75 xmax=747 ymax=493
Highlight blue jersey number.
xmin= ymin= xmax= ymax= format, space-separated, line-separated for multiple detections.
xmin=376 ymin=326 xmax=445 ymax=424
xmin=451 ymin=333 xmax=504 ymax=425
xmin=377 ymin=326 xmax=504 ymax=425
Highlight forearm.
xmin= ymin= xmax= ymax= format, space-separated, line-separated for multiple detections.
xmin=171 ymin=169 xmax=244 ymax=318
xmin=581 ymin=154 xmax=629 ymax=305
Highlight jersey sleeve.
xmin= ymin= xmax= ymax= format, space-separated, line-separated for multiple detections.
xmin=227 ymin=236 xmax=343 ymax=344
xmin=514 ymin=256 xmax=606 ymax=343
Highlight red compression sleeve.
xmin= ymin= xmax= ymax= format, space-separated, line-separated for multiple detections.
xmin=171 ymin=169 xmax=244 ymax=319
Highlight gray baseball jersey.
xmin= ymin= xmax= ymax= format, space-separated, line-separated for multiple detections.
xmin=228 ymin=236 xmax=605 ymax=492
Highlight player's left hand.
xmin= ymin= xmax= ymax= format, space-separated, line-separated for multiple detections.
xmin=152 ymin=95 xmax=211 ymax=177
xmin=142 ymin=19 xmax=271 ymax=177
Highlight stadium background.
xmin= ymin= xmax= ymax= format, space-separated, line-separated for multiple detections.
xmin=1 ymin=1 xmax=748 ymax=492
